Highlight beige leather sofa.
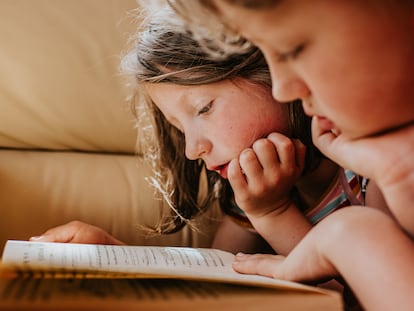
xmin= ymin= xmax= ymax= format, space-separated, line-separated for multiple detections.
xmin=0 ymin=0 xmax=222 ymax=252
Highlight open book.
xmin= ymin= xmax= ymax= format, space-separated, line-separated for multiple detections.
xmin=0 ymin=240 xmax=343 ymax=310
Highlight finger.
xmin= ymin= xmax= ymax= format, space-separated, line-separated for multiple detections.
xmin=233 ymin=253 xmax=286 ymax=279
xmin=311 ymin=117 xmax=357 ymax=171
xmin=102 ymin=234 xmax=125 ymax=245
xmin=266 ymin=133 xmax=296 ymax=170
xmin=59 ymin=221 xmax=121 ymax=245
xmin=311 ymin=116 xmax=338 ymax=158
xmin=251 ymin=138 xmax=280 ymax=173
xmin=30 ymin=221 xmax=124 ymax=245
xmin=79 ymin=226 xmax=125 ymax=245
xmin=238 ymin=147 xmax=265 ymax=183
xmin=29 ymin=235 xmax=56 ymax=242
xmin=30 ymin=222 xmax=79 ymax=243
xmin=227 ymin=157 xmax=248 ymax=191
xmin=292 ymin=139 xmax=307 ymax=175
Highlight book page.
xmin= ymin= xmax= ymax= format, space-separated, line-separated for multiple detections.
xmin=1 ymin=240 xmax=234 ymax=274
xmin=0 ymin=240 xmax=328 ymax=294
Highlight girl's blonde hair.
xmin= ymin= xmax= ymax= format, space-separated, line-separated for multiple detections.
xmin=121 ymin=4 xmax=321 ymax=234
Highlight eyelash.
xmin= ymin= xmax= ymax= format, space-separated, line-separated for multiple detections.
xmin=277 ymin=44 xmax=304 ymax=62
xmin=197 ymin=101 xmax=213 ymax=116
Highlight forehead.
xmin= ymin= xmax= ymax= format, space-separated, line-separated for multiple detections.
xmin=211 ymin=0 xmax=382 ymax=46
xmin=212 ymin=0 xmax=308 ymax=44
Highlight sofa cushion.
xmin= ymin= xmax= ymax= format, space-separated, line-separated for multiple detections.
xmin=0 ymin=0 xmax=138 ymax=153
xmin=0 ymin=149 xmax=221 ymax=249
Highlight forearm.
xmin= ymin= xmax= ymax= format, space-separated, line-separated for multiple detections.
xmin=379 ymin=173 xmax=414 ymax=237
xmin=212 ymin=216 xmax=270 ymax=254
xmin=285 ymin=206 xmax=414 ymax=311
xmin=371 ymin=126 xmax=414 ymax=235
xmin=246 ymin=203 xmax=312 ymax=255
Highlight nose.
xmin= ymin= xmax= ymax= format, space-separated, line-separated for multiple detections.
xmin=274 ymin=79 xmax=316 ymax=116
xmin=184 ymin=131 xmax=211 ymax=160
xmin=300 ymin=99 xmax=315 ymax=116
xmin=271 ymin=77 xmax=310 ymax=104
xmin=263 ymin=52 xmax=311 ymax=103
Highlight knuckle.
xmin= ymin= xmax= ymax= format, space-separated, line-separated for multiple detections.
xmin=68 ymin=220 xmax=83 ymax=227
xmin=252 ymin=138 xmax=271 ymax=150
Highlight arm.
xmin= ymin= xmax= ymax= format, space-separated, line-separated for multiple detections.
xmin=228 ymin=132 xmax=312 ymax=255
xmin=365 ymin=179 xmax=394 ymax=218
xmin=29 ymin=220 xmax=125 ymax=245
xmin=211 ymin=215 xmax=272 ymax=254
xmin=313 ymin=119 xmax=414 ymax=236
xmin=233 ymin=206 xmax=414 ymax=311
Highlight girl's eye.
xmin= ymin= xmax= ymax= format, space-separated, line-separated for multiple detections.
xmin=197 ymin=101 xmax=213 ymax=115
xmin=277 ymin=44 xmax=304 ymax=62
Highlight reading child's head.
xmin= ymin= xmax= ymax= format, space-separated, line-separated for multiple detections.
xmin=122 ymin=5 xmax=321 ymax=233
xmin=169 ymin=0 xmax=414 ymax=140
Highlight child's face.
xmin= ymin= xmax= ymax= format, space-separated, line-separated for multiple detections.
xmin=146 ymin=79 xmax=291 ymax=178
xmin=211 ymin=0 xmax=414 ymax=139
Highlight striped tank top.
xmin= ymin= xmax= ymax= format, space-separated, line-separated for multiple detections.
xmin=222 ymin=168 xmax=365 ymax=229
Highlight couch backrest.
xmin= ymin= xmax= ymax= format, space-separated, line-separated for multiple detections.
xmin=0 ymin=0 xmax=222 ymax=250
xmin=0 ymin=0 xmax=138 ymax=153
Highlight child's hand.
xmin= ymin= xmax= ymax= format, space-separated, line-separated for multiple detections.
xmin=232 ymin=250 xmax=337 ymax=285
xmin=312 ymin=117 xmax=414 ymax=185
xmin=233 ymin=206 xmax=414 ymax=311
xmin=312 ymin=118 xmax=414 ymax=236
xmin=228 ymin=132 xmax=306 ymax=218
xmin=232 ymin=208 xmax=352 ymax=283
xmin=227 ymin=132 xmax=310 ymax=255
xmin=232 ymin=252 xmax=287 ymax=279
xmin=29 ymin=220 xmax=125 ymax=245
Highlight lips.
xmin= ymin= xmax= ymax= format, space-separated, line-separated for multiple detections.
xmin=315 ymin=116 xmax=342 ymax=136
xmin=209 ymin=163 xmax=229 ymax=179
xmin=315 ymin=116 xmax=333 ymax=130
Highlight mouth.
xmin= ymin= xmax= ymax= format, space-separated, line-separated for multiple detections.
xmin=209 ymin=163 xmax=229 ymax=179
xmin=315 ymin=116 xmax=341 ymax=135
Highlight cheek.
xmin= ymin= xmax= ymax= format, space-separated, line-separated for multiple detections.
xmin=218 ymin=119 xmax=259 ymax=151
xmin=214 ymin=95 xmax=291 ymax=150
xmin=259 ymin=102 xmax=292 ymax=137
xmin=221 ymin=117 xmax=283 ymax=151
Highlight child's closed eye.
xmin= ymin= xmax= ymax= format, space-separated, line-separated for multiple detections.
xmin=197 ymin=101 xmax=213 ymax=115
xmin=277 ymin=44 xmax=305 ymax=62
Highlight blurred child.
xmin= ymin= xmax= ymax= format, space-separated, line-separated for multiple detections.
xmin=167 ymin=1 xmax=414 ymax=310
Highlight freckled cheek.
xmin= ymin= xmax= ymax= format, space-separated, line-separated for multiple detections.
xmin=210 ymin=124 xmax=249 ymax=154
xmin=255 ymin=114 xmax=291 ymax=138
xmin=222 ymin=122 xmax=263 ymax=150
